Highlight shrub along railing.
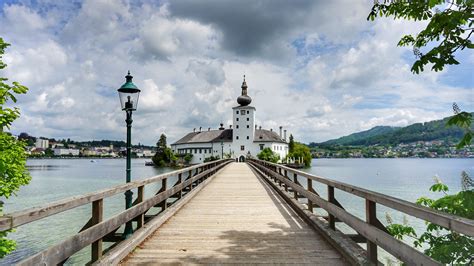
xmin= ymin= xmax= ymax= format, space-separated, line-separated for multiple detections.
xmin=248 ymin=159 xmax=474 ymax=265
xmin=0 ymin=159 xmax=232 ymax=265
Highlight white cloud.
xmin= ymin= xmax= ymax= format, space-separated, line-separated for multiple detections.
xmin=1 ymin=1 xmax=471 ymax=145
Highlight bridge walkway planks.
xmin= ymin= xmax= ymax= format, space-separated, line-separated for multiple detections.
xmin=122 ymin=162 xmax=348 ymax=265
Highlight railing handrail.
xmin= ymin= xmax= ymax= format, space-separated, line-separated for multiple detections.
xmin=249 ymin=158 xmax=474 ymax=237
xmin=0 ymin=159 xmax=231 ymax=231
xmin=18 ymin=160 xmax=232 ymax=265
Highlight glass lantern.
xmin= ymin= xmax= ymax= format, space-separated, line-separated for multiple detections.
xmin=118 ymin=71 xmax=140 ymax=111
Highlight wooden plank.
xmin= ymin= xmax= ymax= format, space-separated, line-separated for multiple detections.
xmin=249 ymin=164 xmax=369 ymax=265
xmin=93 ymin=161 xmax=230 ymax=265
xmin=122 ymin=163 xmax=348 ymax=265
xmin=249 ymin=161 xmax=439 ymax=266
xmin=0 ymin=160 xmax=232 ymax=231
xmin=17 ymin=161 xmax=232 ymax=265
xmin=250 ymin=159 xmax=474 ymax=237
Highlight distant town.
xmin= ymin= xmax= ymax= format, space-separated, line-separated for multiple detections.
xmin=311 ymin=140 xmax=474 ymax=159
xmin=17 ymin=133 xmax=155 ymax=158
xmin=16 ymin=132 xmax=473 ymax=159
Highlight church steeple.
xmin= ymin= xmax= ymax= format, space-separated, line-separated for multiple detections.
xmin=237 ymin=75 xmax=252 ymax=106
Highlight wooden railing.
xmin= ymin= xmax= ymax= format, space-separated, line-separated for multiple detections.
xmin=248 ymin=159 xmax=474 ymax=265
xmin=0 ymin=159 xmax=232 ymax=265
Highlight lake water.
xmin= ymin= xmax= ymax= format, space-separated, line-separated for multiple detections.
xmin=1 ymin=158 xmax=472 ymax=265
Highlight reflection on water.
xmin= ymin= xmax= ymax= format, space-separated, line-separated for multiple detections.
xmin=0 ymin=158 xmax=472 ymax=265
xmin=26 ymin=165 xmax=67 ymax=171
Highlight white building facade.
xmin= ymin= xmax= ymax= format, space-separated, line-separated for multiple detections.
xmin=53 ymin=148 xmax=80 ymax=156
xmin=171 ymin=77 xmax=288 ymax=164
xmin=35 ymin=138 xmax=49 ymax=149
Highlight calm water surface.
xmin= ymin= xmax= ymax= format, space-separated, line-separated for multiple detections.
xmin=1 ymin=158 xmax=472 ymax=265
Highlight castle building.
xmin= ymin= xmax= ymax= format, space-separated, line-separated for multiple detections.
xmin=171 ymin=77 xmax=288 ymax=164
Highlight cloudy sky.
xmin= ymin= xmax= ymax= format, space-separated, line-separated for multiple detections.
xmin=1 ymin=0 xmax=472 ymax=145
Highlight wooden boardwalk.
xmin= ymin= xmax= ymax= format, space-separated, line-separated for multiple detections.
xmin=123 ymin=163 xmax=348 ymax=265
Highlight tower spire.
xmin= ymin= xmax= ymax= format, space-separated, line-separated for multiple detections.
xmin=237 ymin=75 xmax=252 ymax=106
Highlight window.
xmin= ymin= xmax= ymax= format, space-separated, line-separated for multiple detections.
xmin=199 ymin=149 xmax=202 ymax=154
xmin=236 ymin=136 xmax=239 ymax=140
xmin=204 ymin=149 xmax=207 ymax=154
xmin=194 ymin=149 xmax=197 ymax=153
xmin=241 ymin=110 xmax=246 ymax=115
xmin=246 ymin=125 xmax=249 ymax=128
xmin=236 ymin=118 xmax=239 ymax=121
xmin=236 ymin=125 xmax=239 ymax=129
xmin=246 ymin=136 xmax=249 ymax=140
xmin=241 ymin=145 xmax=245 ymax=151
xmin=236 ymin=110 xmax=239 ymax=114
xmin=247 ymin=118 xmax=249 ymax=121
xmin=259 ymin=144 xmax=264 ymax=150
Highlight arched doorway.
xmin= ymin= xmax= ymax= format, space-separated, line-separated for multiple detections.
xmin=238 ymin=155 xmax=245 ymax=162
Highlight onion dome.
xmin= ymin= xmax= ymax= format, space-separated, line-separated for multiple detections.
xmin=237 ymin=75 xmax=252 ymax=106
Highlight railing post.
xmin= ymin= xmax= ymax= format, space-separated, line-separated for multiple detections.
xmin=366 ymin=199 xmax=378 ymax=263
xmin=278 ymin=167 xmax=282 ymax=187
xmin=284 ymin=170 xmax=288 ymax=192
xmin=327 ymin=185 xmax=335 ymax=230
xmin=91 ymin=199 xmax=103 ymax=262
xmin=136 ymin=186 xmax=145 ymax=229
xmin=161 ymin=178 xmax=167 ymax=211
xmin=293 ymin=173 xmax=298 ymax=199
xmin=177 ymin=173 xmax=182 ymax=199
xmin=307 ymin=178 xmax=313 ymax=212
xmin=188 ymin=169 xmax=193 ymax=191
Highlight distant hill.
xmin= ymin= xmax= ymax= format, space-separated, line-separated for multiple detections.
xmin=311 ymin=114 xmax=472 ymax=147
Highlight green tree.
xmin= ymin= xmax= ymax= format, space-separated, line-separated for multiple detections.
xmin=288 ymin=134 xmax=295 ymax=153
xmin=184 ymin=153 xmax=193 ymax=164
xmin=257 ymin=148 xmax=280 ymax=163
xmin=368 ymin=0 xmax=473 ymax=74
xmin=288 ymin=142 xmax=312 ymax=167
xmin=152 ymin=134 xmax=176 ymax=166
xmin=368 ymin=0 xmax=473 ymax=149
xmin=0 ymin=38 xmax=31 ymax=258
xmin=386 ymin=172 xmax=474 ymax=264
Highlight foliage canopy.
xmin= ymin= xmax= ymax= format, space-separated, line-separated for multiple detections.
xmin=368 ymin=0 xmax=473 ymax=74
xmin=0 ymin=37 xmax=31 ymax=258
xmin=386 ymin=172 xmax=474 ymax=264
xmin=368 ymin=1 xmax=473 ymax=149
xmin=257 ymin=148 xmax=280 ymax=163
xmin=287 ymin=142 xmax=312 ymax=167
xmin=152 ymin=134 xmax=176 ymax=167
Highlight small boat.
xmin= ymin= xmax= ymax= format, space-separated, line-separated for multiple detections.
xmin=145 ymin=161 xmax=154 ymax=166
xmin=90 ymin=160 xmax=97 ymax=163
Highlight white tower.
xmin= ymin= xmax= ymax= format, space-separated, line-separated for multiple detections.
xmin=232 ymin=76 xmax=256 ymax=162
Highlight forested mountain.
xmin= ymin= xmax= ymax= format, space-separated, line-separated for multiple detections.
xmin=311 ymin=114 xmax=472 ymax=147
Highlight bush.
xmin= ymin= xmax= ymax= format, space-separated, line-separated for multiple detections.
xmin=386 ymin=172 xmax=474 ymax=264
xmin=257 ymin=148 xmax=280 ymax=163
xmin=204 ymin=155 xmax=220 ymax=162
xmin=184 ymin=154 xmax=193 ymax=164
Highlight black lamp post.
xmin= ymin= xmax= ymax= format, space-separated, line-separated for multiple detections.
xmin=117 ymin=71 xmax=140 ymax=238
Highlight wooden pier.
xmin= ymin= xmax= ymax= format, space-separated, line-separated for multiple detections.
xmin=1 ymin=159 xmax=473 ymax=265
xmin=123 ymin=163 xmax=347 ymax=265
